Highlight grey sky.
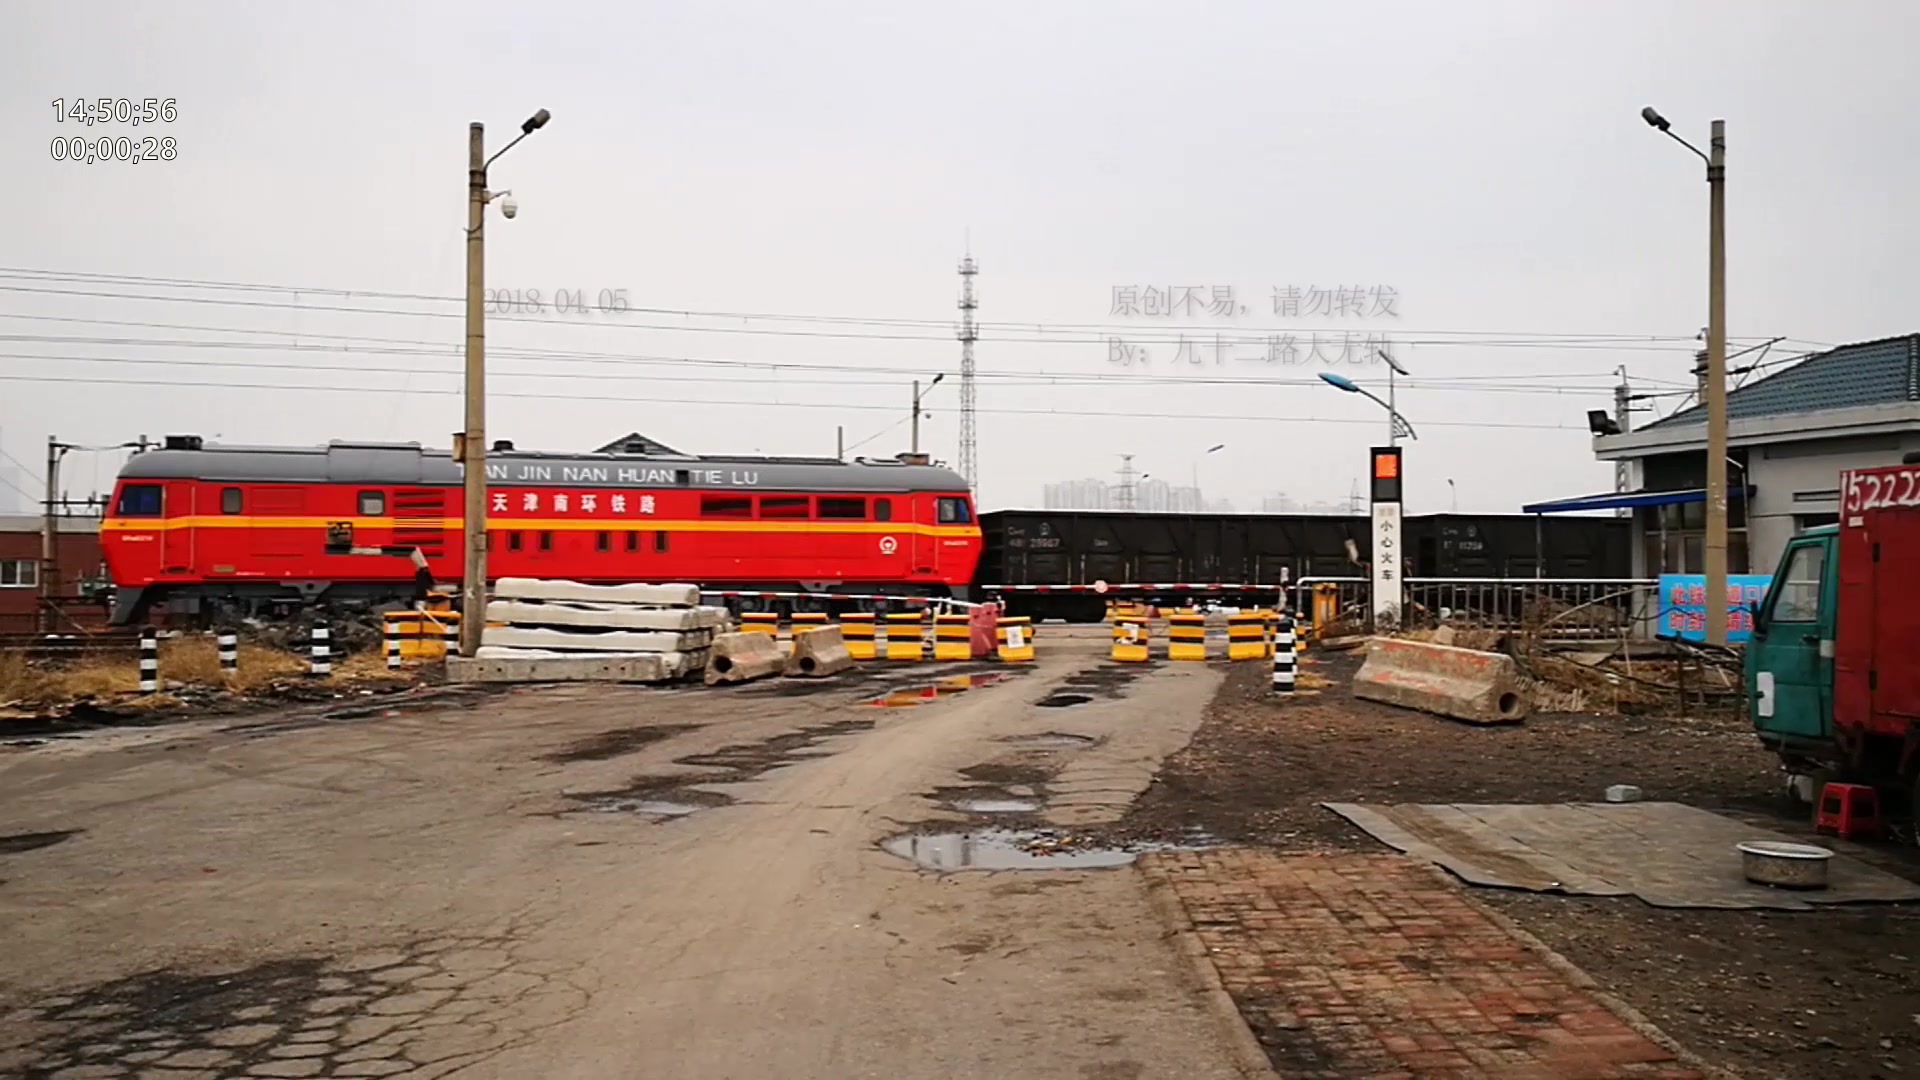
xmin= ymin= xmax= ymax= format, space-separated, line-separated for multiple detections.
xmin=2 ymin=1 xmax=1915 ymax=514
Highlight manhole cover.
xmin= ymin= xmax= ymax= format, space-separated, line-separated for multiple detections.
xmin=1036 ymin=693 xmax=1092 ymax=708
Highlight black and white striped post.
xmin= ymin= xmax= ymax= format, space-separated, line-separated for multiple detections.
xmin=308 ymin=624 xmax=332 ymax=677
xmin=385 ymin=618 xmax=402 ymax=670
xmin=1271 ymin=611 xmax=1296 ymax=695
xmin=217 ymin=631 xmax=238 ymax=677
xmin=138 ymin=628 xmax=159 ymax=694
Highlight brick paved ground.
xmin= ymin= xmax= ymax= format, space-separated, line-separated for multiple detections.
xmin=1142 ymin=849 xmax=1710 ymax=1080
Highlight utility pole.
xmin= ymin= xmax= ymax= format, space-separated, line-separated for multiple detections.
xmin=1614 ymin=367 xmax=1633 ymax=518
xmin=41 ymin=436 xmax=69 ymax=634
xmin=957 ymin=250 xmax=979 ymax=496
xmin=910 ymin=380 xmax=921 ymax=455
xmin=1704 ymin=118 xmax=1729 ymax=646
xmin=457 ymin=107 xmax=550 ymax=659
xmin=459 ymin=121 xmax=489 ymax=658
xmin=836 ymin=426 xmax=844 ymax=460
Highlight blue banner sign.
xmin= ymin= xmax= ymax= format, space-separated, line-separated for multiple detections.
xmin=1657 ymin=574 xmax=1772 ymax=642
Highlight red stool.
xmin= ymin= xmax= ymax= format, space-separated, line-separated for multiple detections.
xmin=1815 ymin=782 xmax=1882 ymax=840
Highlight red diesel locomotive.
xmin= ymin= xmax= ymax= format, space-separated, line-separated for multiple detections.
xmin=101 ymin=435 xmax=981 ymax=624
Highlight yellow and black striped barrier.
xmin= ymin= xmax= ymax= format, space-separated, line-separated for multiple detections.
xmin=1227 ymin=611 xmax=1267 ymax=661
xmin=995 ymin=615 xmax=1034 ymax=662
xmin=1110 ymin=610 xmax=1150 ymax=663
xmin=741 ymin=611 xmax=780 ymax=636
xmin=790 ymin=611 xmax=829 ymax=633
xmin=933 ymin=612 xmax=972 ymax=661
xmin=840 ymin=612 xmax=877 ymax=660
xmin=1166 ymin=611 xmax=1207 ymax=661
xmin=885 ymin=611 xmax=926 ymax=661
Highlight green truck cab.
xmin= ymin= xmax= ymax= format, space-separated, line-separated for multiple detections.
xmin=1746 ymin=460 xmax=1920 ymax=817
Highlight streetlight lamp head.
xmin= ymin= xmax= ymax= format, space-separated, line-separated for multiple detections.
xmin=1640 ymin=106 xmax=1670 ymax=131
xmin=931 ymin=372 xmax=945 ymax=386
xmin=1376 ymin=349 xmax=1409 ymax=376
xmin=522 ymin=108 xmax=551 ymax=135
xmin=1206 ymin=443 xmax=1225 ymax=453
xmin=1319 ymin=372 xmax=1360 ymax=393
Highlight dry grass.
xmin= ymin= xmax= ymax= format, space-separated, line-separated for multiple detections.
xmin=0 ymin=634 xmax=417 ymax=706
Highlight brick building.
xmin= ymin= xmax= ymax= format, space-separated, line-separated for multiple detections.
xmin=0 ymin=514 xmax=108 ymax=633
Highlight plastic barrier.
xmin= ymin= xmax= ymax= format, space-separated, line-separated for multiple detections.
xmin=1351 ymin=637 xmax=1530 ymax=724
xmin=1167 ymin=611 xmax=1207 ymax=661
xmin=790 ymin=612 xmax=830 ymax=633
xmin=840 ymin=612 xmax=877 ymax=660
xmin=741 ymin=612 xmax=780 ymax=636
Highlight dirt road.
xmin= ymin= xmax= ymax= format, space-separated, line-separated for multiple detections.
xmin=0 ymin=628 xmax=1262 ymax=1079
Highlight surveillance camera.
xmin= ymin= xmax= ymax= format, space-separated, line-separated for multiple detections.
xmin=499 ymin=196 xmax=518 ymax=219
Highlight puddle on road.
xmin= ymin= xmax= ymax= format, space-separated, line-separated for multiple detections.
xmin=573 ymin=788 xmax=733 ymax=820
xmin=0 ymin=829 xmax=82 ymax=855
xmin=864 ymin=673 xmax=1009 ymax=708
xmin=1036 ymin=693 xmax=1092 ymax=708
xmin=542 ymin=723 xmax=699 ymax=764
xmin=946 ymin=797 xmax=1043 ymax=814
xmin=881 ymin=828 xmax=1216 ymax=872
xmin=999 ymin=732 xmax=1097 ymax=750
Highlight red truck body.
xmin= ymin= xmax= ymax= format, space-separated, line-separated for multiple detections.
xmin=1835 ymin=462 xmax=1920 ymax=758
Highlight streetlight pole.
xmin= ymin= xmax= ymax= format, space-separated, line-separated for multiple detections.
xmin=1317 ymin=372 xmax=1418 ymax=442
xmin=1642 ymin=106 xmax=1728 ymax=646
xmin=459 ymin=107 xmax=550 ymax=658
xmin=1377 ymin=349 xmax=1409 ymax=448
xmin=911 ymin=373 xmax=945 ymax=456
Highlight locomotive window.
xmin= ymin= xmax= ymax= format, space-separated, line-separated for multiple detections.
xmin=626 ymin=530 xmax=640 ymax=552
xmin=937 ymin=497 xmax=972 ymax=524
xmin=759 ymin=496 xmax=810 ymax=519
xmin=596 ymin=531 xmax=610 ymax=552
xmin=115 ymin=484 xmax=162 ymax=517
xmin=508 ymin=531 xmax=523 ymax=552
xmin=654 ymin=530 xmax=669 ymax=552
xmin=220 ymin=487 xmax=243 ymax=514
xmin=539 ymin=531 xmax=553 ymax=551
xmin=701 ymin=495 xmax=753 ymax=518
xmin=873 ymin=498 xmax=892 ymax=522
xmin=818 ymin=497 xmax=865 ymax=519
xmin=358 ymin=490 xmax=386 ymax=516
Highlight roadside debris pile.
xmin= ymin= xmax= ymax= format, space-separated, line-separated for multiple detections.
xmin=0 ymin=633 xmax=418 ymax=722
xmin=1378 ymin=626 xmax=1743 ymax=717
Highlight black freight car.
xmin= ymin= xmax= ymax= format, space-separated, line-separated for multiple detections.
xmin=973 ymin=510 xmax=1630 ymax=621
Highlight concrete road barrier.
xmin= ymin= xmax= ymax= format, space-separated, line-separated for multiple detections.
xmin=705 ymin=631 xmax=785 ymax=686
xmin=1351 ymin=637 xmax=1530 ymax=725
xmin=784 ymin=626 xmax=854 ymax=678
xmin=485 ymin=600 xmax=724 ymax=631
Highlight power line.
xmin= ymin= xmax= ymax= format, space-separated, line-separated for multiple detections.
xmin=0 ymin=372 xmax=1582 ymax=431
xmin=0 ymin=279 xmax=1787 ymax=353
xmin=0 ymin=349 xmax=1666 ymax=399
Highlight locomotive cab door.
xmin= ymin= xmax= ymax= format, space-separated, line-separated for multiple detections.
xmin=161 ymin=480 xmax=196 ymax=573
